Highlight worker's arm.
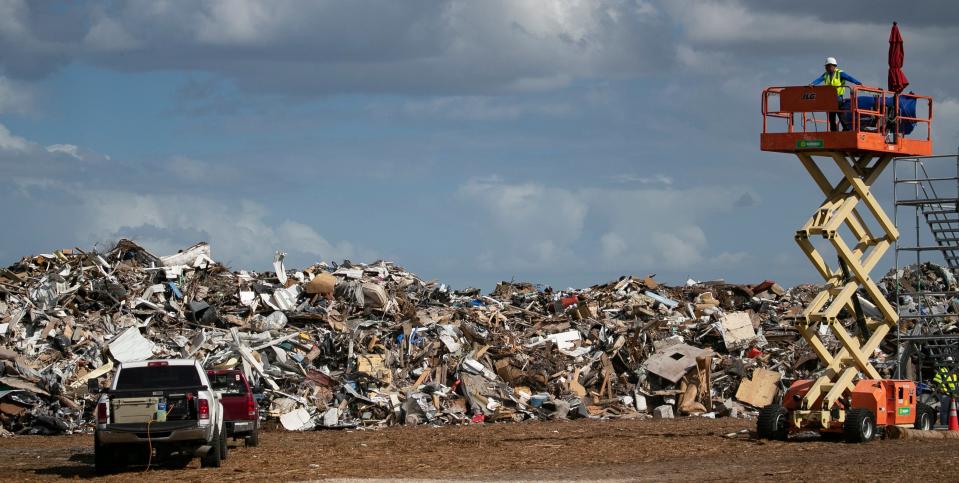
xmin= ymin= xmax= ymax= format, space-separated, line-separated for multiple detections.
xmin=840 ymin=72 xmax=863 ymax=85
xmin=809 ymin=75 xmax=824 ymax=86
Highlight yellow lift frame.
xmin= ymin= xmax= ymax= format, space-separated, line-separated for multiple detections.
xmin=790 ymin=152 xmax=899 ymax=427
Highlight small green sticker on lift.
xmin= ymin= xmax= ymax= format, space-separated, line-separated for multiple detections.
xmin=898 ymin=407 xmax=910 ymax=416
xmin=797 ymin=139 xmax=824 ymax=148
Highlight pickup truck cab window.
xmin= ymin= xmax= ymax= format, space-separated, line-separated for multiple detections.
xmin=114 ymin=366 xmax=202 ymax=390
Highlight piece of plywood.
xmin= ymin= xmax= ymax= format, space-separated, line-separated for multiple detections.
xmin=643 ymin=343 xmax=707 ymax=383
xmin=735 ymin=368 xmax=781 ymax=407
xmin=720 ymin=312 xmax=756 ymax=350
xmin=357 ymin=354 xmax=392 ymax=384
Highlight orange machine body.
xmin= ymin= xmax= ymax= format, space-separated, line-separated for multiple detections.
xmin=850 ymin=379 xmax=917 ymax=427
xmin=781 ymin=378 xmax=916 ymax=431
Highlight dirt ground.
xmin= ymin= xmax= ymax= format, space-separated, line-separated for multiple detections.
xmin=1 ymin=417 xmax=958 ymax=482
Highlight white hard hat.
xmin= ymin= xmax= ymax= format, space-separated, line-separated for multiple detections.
xmin=825 ymin=57 xmax=838 ymax=66
xmin=948 ymin=356 xmax=955 ymax=362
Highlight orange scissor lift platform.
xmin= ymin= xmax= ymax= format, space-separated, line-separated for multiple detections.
xmin=761 ymin=85 xmax=932 ymax=156
xmin=756 ymin=85 xmax=937 ymax=442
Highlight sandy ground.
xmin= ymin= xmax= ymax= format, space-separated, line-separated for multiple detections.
xmin=1 ymin=417 xmax=958 ymax=482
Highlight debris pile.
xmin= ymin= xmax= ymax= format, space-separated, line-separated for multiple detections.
xmin=0 ymin=240 xmax=906 ymax=435
xmin=883 ymin=262 xmax=958 ymax=328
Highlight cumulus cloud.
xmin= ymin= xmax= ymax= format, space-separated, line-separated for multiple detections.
xmin=73 ymin=190 xmax=356 ymax=267
xmin=83 ymin=11 xmax=140 ymax=51
xmin=166 ymin=156 xmax=211 ymax=182
xmin=0 ymin=76 xmax=34 ymax=114
xmin=0 ymin=123 xmax=30 ymax=151
xmin=457 ymin=176 xmax=758 ymax=273
xmin=458 ymin=176 xmax=588 ymax=267
xmin=3 ymin=180 xmax=360 ymax=269
xmin=934 ymin=98 xmax=959 ymax=144
xmin=45 ymin=144 xmax=82 ymax=159
xmin=611 ymin=173 xmax=674 ymax=185
xmin=0 ymin=0 xmax=673 ymax=96
xmin=397 ymin=96 xmax=571 ymax=121
xmin=0 ymin=123 xmax=360 ymax=269
xmin=0 ymin=124 xmax=112 ymax=179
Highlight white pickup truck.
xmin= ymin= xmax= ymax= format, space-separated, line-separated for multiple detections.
xmin=91 ymin=359 xmax=226 ymax=474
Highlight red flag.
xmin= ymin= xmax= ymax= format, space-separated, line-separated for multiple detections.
xmin=888 ymin=22 xmax=909 ymax=93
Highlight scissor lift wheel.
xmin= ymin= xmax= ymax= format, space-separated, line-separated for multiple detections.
xmin=843 ymin=408 xmax=876 ymax=443
xmin=757 ymin=404 xmax=788 ymax=441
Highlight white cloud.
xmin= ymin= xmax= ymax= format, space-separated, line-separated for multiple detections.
xmin=458 ymin=176 xmax=588 ymax=267
xmin=933 ymin=97 xmax=959 ymax=149
xmin=0 ymin=76 xmax=33 ymax=114
xmin=192 ymin=0 xmax=276 ymax=46
xmin=0 ymin=0 xmax=29 ymax=38
xmin=74 ymin=190 xmax=355 ymax=268
xmin=398 ymin=96 xmax=571 ymax=121
xmin=0 ymin=0 xmax=672 ymax=96
xmin=0 ymin=123 xmax=30 ymax=151
xmin=0 ymin=122 xmax=357 ymax=269
xmin=84 ymin=13 xmax=141 ymax=51
xmin=459 ymin=176 xmax=755 ymax=272
xmin=712 ymin=251 xmax=751 ymax=267
xmin=612 ymin=173 xmax=673 ymax=185
xmin=166 ymin=156 xmax=210 ymax=182
xmin=45 ymin=144 xmax=82 ymax=159
xmin=668 ymin=1 xmax=911 ymax=49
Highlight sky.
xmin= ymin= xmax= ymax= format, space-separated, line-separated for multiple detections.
xmin=1 ymin=0 xmax=958 ymax=290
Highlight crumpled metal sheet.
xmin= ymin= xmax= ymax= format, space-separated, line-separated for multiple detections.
xmin=108 ymin=327 xmax=156 ymax=363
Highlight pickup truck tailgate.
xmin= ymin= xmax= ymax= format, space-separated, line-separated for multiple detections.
xmin=112 ymin=397 xmax=160 ymax=424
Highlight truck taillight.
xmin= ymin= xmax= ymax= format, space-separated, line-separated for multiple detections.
xmin=198 ymin=399 xmax=210 ymax=419
xmin=147 ymin=361 xmax=168 ymax=367
xmin=96 ymin=402 xmax=108 ymax=424
xmin=248 ymin=394 xmax=256 ymax=417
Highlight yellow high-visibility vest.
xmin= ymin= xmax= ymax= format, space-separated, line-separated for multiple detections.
xmin=823 ymin=69 xmax=845 ymax=97
xmin=934 ymin=367 xmax=957 ymax=393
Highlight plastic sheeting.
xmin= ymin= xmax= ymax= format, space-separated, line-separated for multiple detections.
xmin=840 ymin=95 xmax=918 ymax=134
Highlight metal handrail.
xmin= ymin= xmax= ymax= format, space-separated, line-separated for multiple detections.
xmin=762 ymin=85 xmax=933 ymax=140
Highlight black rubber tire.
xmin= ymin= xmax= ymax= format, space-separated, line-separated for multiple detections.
xmin=757 ymin=404 xmax=789 ymax=441
xmin=201 ymin=428 xmax=222 ymax=468
xmin=156 ymin=444 xmax=178 ymax=460
xmin=843 ymin=408 xmax=876 ymax=443
xmin=914 ymin=403 xmax=935 ymax=430
xmin=818 ymin=431 xmax=844 ymax=442
xmin=219 ymin=425 xmax=228 ymax=460
xmin=245 ymin=427 xmax=259 ymax=447
xmin=94 ymin=436 xmax=114 ymax=475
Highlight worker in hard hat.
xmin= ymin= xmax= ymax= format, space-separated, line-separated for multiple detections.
xmin=933 ymin=359 xmax=957 ymax=426
xmin=809 ymin=57 xmax=863 ymax=131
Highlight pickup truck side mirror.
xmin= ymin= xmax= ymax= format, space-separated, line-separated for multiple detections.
xmin=87 ymin=378 xmax=100 ymax=394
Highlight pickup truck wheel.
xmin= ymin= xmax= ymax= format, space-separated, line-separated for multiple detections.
xmin=245 ymin=428 xmax=259 ymax=447
xmin=200 ymin=428 xmax=222 ymax=468
xmin=94 ymin=437 xmax=115 ymax=475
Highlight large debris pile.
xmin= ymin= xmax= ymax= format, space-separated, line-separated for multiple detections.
xmin=0 ymin=240 xmax=902 ymax=435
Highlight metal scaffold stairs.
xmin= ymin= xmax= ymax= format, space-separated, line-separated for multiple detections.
xmin=793 ymin=152 xmax=899 ymax=417
xmin=893 ymin=154 xmax=959 ymax=382
xmin=894 ymin=156 xmax=959 ymax=273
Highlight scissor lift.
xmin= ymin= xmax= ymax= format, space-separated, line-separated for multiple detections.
xmin=757 ymin=85 xmax=936 ymax=441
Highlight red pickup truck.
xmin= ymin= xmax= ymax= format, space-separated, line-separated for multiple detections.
xmin=206 ymin=369 xmax=260 ymax=446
